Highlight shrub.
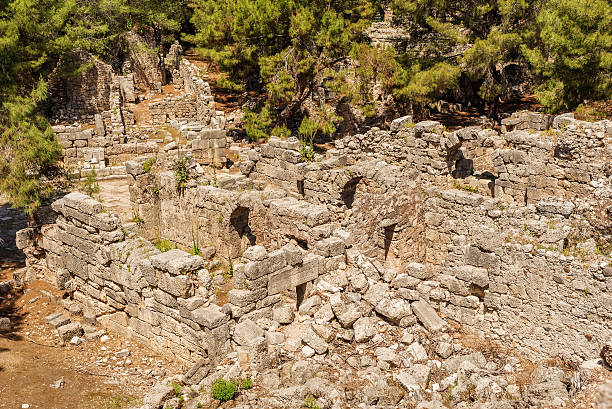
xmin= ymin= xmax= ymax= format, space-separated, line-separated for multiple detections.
xmin=303 ymin=396 xmax=321 ymax=409
xmin=241 ymin=378 xmax=253 ymax=390
xmin=211 ymin=379 xmax=237 ymax=402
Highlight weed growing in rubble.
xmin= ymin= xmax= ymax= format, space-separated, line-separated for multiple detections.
xmin=212 ymin=167 xmax=218 ymax=187
xmin=80 ymin=171 xmax=100 ymax=197
xmin=303 ymin=396 xmax=322 ymax=409
xmin=132 ymin=212 xmax=144 ymax=225
xmin=168 ymin=381 xmax=184 ymax=404
xmin=224 ymin=257 xmax=233 ymax=279
xmin=142 ymin=157 xmax=156 ymax=173
xmin=241 ymin=378 xmax=253 ymax=390
xmin=191 ymin=227 xmax=201 ymax=256
xmin=454 ymin=181 xmax=478 ymax=194
xmin=175 ymin=156 xmax=189 ymax=195
xmin=211 ymin=379 xmax=237 ymax=402
xmin=155 ymin=238 xmax=172 ymax=253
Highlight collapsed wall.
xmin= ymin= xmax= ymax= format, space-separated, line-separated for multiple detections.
xmin=23 ymin=191 xmax=345 ymax=364
xmin=49 ymin=45 xmax=227 ymax=175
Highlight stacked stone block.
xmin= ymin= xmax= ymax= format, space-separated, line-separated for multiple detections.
xmin=191 ymin=129 xmax=227 ymax=167
xmin=420 ymin=188 xmax=611 ymax=362
xmin=40 ymin=192 xmax=230 ymax=363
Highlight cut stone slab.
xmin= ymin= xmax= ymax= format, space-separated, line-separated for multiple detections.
xmin=272 ymin=304 xmax=295 ymax=324
xmin=302 ymin=327 xmax=328 ymax=355
xmin=49 ymin=315 xmax=71 ymax=329
xmin=57 ymin=322 xmax=83 ymax=342
xmin=412 ymin=300 xmax=446 ymax=332
xmin=192 ymin=305 xmax=229 ymax=329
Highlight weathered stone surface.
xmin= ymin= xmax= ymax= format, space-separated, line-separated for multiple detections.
xmin=57 ymin=322 xmax=83 ymax=342
xmin=233 ymin=319 xmax=264 ymax=346
xmin=192 ymin=305 xmax=228 ymax=329
xmin=353 ymin=317 xmax=377 ymax=343
xmin=412 ymin=300 xmax=446 ymax=332
xmin=302 ymin=327 xmax=328 ymax=354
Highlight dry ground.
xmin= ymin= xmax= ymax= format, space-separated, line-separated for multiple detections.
xmin=0 ymin=279 xmax=184 ymax=409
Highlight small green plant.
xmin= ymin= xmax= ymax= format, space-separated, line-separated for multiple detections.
xmin=217 ymin=214 xmax=223 ymax=224
xmin=303 ymin=396 xmax=322 ymax=409
xmin=120 ymin=227 xmax=128 ymax=242
xmin=142 ymin=157 xmax=156 ymax=173
xmin=81 ymin=170 xmax=100 ymax=197
xmin=153 ymin=186 xmax=160 ymax=194
xmin=175 ymin=155 xmax=190 ymax=195
xmin=241 ymin=378 xmax=253 ymax=390
xmin=271 ymin=124 xmax=291 ymax=139
xmin=224 ymin=256 xmax=233 ymax=279
xmin=212 ymin=167 xmax=218 ymax=188
xmin=454 ymin=181 xmax=478 ymax=193
xmin=168 ymin=381 xmax=184 ymax=403
xmin=211 ymin=379 xmax=237 ymax=402
xmin=155 ymin=238 xmax=172 ymax=253
xmin=132 ymin=212 xmax=144 ymax=225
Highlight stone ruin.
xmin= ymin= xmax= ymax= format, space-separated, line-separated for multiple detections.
xmin=14 ymin=76 xmax=612 ymax=407
xmin=49 ymin=40 xmax=227 ymax=178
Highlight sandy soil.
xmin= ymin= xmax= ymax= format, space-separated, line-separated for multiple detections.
xmin=0 ymin=280 xmax=184 ymax=409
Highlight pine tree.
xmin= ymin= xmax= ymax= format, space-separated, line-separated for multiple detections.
xmin=523 ymin=0 xmax=611 ymax=112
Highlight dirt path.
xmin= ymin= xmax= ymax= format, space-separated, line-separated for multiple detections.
xmin=0 ymin=281 xmax=183 ymax=409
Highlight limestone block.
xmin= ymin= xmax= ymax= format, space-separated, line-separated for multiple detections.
xmin=192 ymin=305 xmax=229 ymax=329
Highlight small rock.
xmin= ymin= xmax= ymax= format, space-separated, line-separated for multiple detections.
xmin=28 ymin=296 xmax=39 ymax=304
xmin=353 ymin=317 xmax=377 ymax=343
xmin=50 ymin=377 xmax=65 ymax=389
xmin=100 ymin=334 xmax=110 ymax=343
xmin=69 ymin=336 xmax=81 ymax=345
xmin=408 ymin=342 xmax=428 ymax=362
xmin=272 ymin=305 xmax=294 ymax=324
xmin=436 ymin=342 xmax=453 ymax=359
xmin=49 ymin=315 xmax=70 ymax=329
xmin=68 ymin=303 xmax=82 ymax=316
xmin=233 ymin=319 xmax=264 ymax=346
xmin=302 ymin=345 xmax=316 ymax=358
xmin=58 ymin=322 xmax=83 ymax=342
xmin=0 ymin=317 xmax=10 ymax=330
xmin=299 ymin=295 xmax=322 ymax=315
xmin=302 ymin=327 xmax=328 ymax=354
xmin=266 ymin=331 xmax=285 ymax=345
xmin=115 ymin=348 xmax=130 ymax=358
xmin=152 ymin=368 xmax=166 ymax=378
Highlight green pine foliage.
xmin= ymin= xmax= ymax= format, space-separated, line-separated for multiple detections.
xmin=0 ymin=0 xmax=186 ymax=214
xmin=522 ymin=0 xmax=611 ymax=112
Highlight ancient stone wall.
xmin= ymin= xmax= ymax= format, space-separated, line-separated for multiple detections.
xmin=53 ymin=123 xmax=156 ymax=174
xmin=22 ymin=191 xmax=346 ymax=365
xmin=48 ymin=50 xmax=114 ymax=121
xmin=148 ymin=60 xmax=224 ymax=129
xmin=420 ymin=188 xmax=611 ymax=361
xmin=128 ymin=164 xmax=340 ymax=260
